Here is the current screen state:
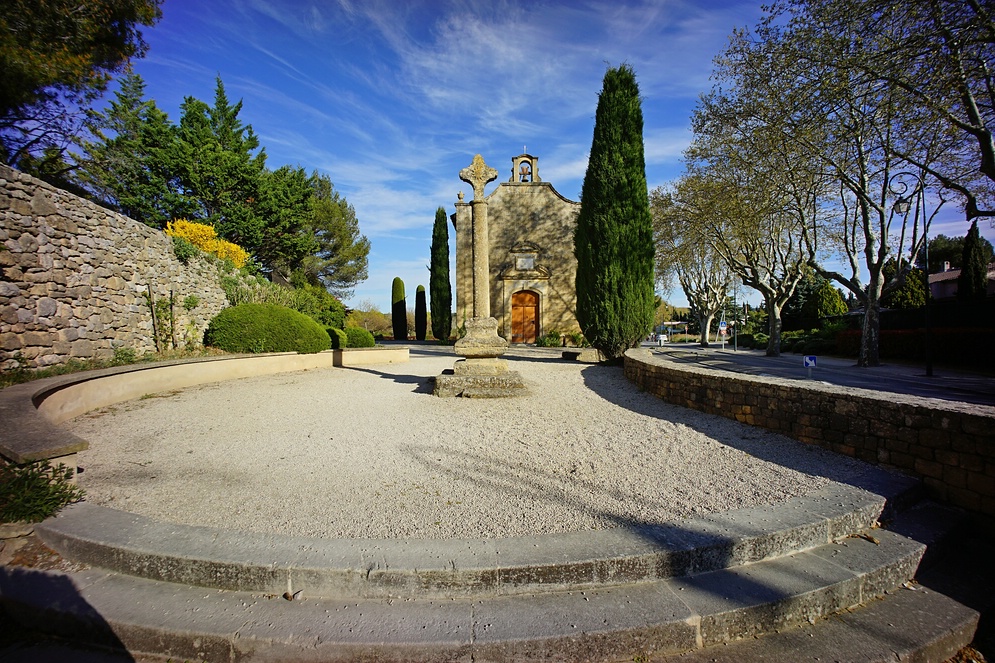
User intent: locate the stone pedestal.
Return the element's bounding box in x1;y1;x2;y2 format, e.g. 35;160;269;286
434;317;527;398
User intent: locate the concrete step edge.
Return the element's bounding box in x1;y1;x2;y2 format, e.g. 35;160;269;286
34;475;918;599
2;524;929;662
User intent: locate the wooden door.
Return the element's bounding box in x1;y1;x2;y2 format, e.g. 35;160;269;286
511;291;539;343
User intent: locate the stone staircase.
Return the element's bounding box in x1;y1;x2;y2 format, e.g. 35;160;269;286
0;470;983;662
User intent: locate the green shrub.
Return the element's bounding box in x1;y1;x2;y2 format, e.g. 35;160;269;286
205;303;331;354
801;338;837;355
0;461;85;523
327;327;348;349
535;329;563;347
567;331;588;347
171;235;198;264
345;326;376;348
817;319;848;340
753;332;769;349
111;346;139;365
289;279;346;329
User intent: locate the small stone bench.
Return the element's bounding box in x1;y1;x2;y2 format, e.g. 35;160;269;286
0;348;408;469
561;348;603;363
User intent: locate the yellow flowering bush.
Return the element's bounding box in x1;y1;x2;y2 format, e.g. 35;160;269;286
166;219;250;268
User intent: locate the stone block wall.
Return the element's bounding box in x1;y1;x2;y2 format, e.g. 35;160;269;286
0;164;231;370
624;349;995;518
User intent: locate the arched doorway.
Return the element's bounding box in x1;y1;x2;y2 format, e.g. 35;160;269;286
511;290;539;343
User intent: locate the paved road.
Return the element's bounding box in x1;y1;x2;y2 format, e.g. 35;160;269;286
642;342;995;407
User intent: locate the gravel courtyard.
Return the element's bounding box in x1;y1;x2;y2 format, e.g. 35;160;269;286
66;348;877;540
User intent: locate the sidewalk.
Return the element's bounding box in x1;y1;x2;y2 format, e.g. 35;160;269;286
643;341;995;407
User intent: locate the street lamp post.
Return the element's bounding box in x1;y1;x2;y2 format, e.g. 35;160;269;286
890;173;932;377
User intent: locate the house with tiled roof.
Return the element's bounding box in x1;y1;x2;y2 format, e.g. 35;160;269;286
928;261;995;299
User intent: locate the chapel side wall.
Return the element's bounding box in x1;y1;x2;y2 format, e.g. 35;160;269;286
0;163;231;370
486;182;581;338
624;348;995;519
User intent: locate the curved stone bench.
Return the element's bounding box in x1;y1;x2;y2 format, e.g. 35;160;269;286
0;348;408;468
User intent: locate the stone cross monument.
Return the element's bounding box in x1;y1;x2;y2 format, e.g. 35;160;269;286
433;155;526;397
461;154;497;317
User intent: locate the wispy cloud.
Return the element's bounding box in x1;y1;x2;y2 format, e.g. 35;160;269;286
131;0;778;310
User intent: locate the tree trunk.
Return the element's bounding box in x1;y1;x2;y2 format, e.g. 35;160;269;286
766;300;782;357
699;313;715;347
859;299;882;367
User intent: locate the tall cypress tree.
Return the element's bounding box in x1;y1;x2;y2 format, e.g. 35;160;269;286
574;64;655;360
415;285;427;341
391;277;407;341
429;206;452;342
958;219;990;300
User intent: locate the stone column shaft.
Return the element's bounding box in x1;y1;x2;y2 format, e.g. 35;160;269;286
471;199;490;318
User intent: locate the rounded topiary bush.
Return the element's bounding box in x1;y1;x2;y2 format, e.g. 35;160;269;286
327;327;348;349
205;303;331;354
345;326;376;348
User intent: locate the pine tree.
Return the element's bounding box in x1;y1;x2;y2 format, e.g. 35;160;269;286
429;206;452;343
175;77;267;253
391;277;407;341
958;220;990;300
78;71;189;227
574;64;655;360
255;165;317;277
415;285;427;341
300;172;370;298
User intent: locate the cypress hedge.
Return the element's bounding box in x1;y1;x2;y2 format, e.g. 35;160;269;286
415;285;427;340
430;206;452;342
391;277;407;340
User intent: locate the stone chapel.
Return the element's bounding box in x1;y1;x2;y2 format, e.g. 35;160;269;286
451;153;581;344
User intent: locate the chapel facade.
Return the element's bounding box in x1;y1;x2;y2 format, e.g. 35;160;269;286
451;153;581;343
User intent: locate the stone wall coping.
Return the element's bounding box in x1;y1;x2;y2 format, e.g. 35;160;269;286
0;348;408;465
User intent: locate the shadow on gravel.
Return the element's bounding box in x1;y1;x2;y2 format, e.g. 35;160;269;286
340;365;436;394
577;363;915;502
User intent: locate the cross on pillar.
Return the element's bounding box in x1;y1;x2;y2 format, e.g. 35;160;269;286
459;154;498;317
434;153;525;397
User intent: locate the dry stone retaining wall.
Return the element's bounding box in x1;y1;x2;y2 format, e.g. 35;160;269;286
0;163;231;370
624;348;995;519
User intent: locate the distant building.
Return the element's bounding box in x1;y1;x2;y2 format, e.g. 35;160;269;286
452;154;581;343
928;261;995;299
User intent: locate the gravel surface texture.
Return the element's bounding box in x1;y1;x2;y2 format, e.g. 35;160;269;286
67;347;876;540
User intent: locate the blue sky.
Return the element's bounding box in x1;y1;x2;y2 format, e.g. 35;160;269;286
125;0;993;311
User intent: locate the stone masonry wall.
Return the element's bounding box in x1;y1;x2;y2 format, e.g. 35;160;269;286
624;349;995;519
0;163;232;370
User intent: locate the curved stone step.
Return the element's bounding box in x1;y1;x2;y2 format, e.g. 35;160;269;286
1;523;928;662
35;474;918;600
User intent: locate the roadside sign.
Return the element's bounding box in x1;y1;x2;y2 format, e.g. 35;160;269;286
803;356;817;368
719;321;727;330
